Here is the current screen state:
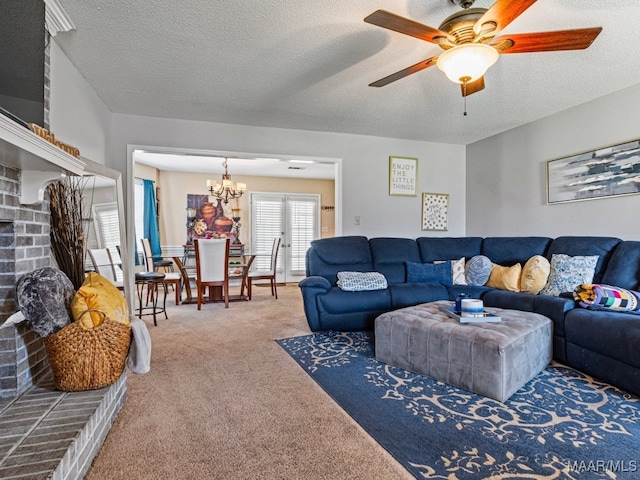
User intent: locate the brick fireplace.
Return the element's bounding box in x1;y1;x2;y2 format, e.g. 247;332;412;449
0;161;127;478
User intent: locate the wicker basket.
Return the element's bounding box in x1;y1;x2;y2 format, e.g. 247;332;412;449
44;309;132;392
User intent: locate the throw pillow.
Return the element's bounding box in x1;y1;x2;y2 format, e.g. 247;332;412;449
465;255;492;286
406;262;452;284
71;272;130;329
486;263;522;292
16;267;75;337
451;257;467;285
336;271;388;291
520;255;551;295
574;283;640;313
540;254;599;297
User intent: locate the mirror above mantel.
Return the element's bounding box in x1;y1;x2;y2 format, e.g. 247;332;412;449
0;113;133;315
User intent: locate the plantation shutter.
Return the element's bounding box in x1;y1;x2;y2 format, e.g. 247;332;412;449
93;203;120;249
251;194;284;271
286;195;319;274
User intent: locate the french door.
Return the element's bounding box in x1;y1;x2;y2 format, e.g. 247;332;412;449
250;193;320;283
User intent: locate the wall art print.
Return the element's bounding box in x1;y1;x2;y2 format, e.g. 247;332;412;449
547;139;640;204
422;192;448;231
389;156;417;196
186;194;236;242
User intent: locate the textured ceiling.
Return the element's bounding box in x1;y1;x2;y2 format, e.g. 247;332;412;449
55;0;640;146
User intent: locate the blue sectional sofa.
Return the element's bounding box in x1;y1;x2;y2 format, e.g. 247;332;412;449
299;235;640;397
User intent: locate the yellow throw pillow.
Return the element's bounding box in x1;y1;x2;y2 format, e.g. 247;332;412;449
486;263;522;292
520;255;551;295
71;272;129;329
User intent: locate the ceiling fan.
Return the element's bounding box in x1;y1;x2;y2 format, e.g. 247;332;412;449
364;0;602;97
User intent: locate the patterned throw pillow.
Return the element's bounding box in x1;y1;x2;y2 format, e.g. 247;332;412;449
451;257;467;285
337;271;388;291
540;254;599;297
465;255;492;286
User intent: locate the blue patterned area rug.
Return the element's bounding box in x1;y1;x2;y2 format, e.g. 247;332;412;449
277;331;640;479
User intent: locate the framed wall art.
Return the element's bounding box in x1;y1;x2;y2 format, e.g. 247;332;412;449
547;138;640;204
422;192;448;231
389;156;417;196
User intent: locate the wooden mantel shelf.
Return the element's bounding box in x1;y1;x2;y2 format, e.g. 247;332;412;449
0;114;86;204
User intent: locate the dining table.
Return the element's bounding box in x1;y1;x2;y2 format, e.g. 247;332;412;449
176;247;255;305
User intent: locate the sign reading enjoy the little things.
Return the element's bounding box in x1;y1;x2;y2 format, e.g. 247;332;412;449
389;156;417;196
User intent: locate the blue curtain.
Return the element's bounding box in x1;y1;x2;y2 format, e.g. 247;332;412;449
143;179;162;258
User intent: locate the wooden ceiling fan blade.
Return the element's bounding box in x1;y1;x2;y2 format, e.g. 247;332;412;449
369;56;438;87
461;77;485;97
364;10;454;44
491;28;602;54
474;0;537;36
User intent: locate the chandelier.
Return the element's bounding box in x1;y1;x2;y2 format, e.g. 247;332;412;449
206;158;247;204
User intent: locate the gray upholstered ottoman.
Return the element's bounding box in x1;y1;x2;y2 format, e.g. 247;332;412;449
375;300;552;402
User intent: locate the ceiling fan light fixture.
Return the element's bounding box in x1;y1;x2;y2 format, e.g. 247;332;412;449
436;43;499;84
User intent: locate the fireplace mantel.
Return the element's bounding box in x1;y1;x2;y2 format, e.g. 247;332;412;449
0;114;86;204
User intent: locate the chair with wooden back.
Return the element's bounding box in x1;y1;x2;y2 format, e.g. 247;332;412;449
194;238;230;309
140;238;182;305
87;248;124;290
172;256;197;304
248;237;281;300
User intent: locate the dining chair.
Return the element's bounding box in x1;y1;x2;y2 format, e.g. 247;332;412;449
194;238;230;309
140;239;182;305
247;237;281;300
87;248;124;290
140;237;174;272
228;253;255;299
172;256;197;304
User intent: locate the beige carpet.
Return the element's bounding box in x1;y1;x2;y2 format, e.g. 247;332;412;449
86;284;413;480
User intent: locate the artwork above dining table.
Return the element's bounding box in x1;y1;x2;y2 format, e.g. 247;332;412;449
187;194;238;243
547;138;640;204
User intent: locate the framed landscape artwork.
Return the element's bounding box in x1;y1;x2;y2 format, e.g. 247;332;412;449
547;139;640;204
389;156;417;196
422;193;448;231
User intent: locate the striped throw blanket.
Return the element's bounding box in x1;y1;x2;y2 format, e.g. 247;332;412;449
573;284;640;313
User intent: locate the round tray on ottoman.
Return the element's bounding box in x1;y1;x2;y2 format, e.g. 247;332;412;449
374;300;552;402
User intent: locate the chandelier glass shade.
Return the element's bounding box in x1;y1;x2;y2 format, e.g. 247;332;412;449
206;159;247;204
436;43;499;84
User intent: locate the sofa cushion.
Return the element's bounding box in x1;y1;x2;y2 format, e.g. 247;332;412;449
306;236;373;284
370;237;420;285
417;237;482;263
317;287;392;314
482;237;552;266
540;254;599;297
483;290;536;312
465;255;492;286
564;308;640;370
520;255;551;295
388;283;449;309
336;271;388;292
486;263;522;291
545;236;621;284
406;262;452;284
600;241;640;290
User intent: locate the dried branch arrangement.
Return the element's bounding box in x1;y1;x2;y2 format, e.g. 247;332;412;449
48;177;89;290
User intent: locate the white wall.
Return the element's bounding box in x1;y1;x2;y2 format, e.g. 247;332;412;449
466;83;640;241
108;115;466;255
49;41;112;165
